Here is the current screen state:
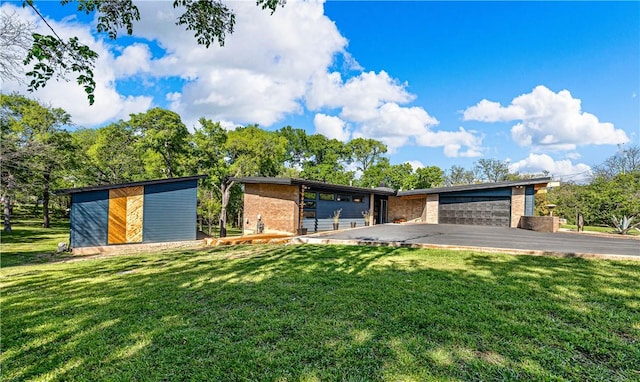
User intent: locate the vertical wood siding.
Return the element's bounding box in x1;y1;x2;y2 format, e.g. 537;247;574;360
70;191;109;248
143;180;197;243
108;186;144;244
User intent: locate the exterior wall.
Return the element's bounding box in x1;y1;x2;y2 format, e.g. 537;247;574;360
425;194;439;224
244;183;299;235
511;187;526;228
388;196;426;222
520;216;559;232
70;190;109;248
143;180;198;243
303;190;370;232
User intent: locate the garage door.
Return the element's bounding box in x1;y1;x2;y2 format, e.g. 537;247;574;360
439;196;511;227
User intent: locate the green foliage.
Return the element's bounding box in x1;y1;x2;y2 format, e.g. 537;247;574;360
130;108;190;178
2;245;639;380
474;158;510;182
445;164;476;185
347;137;388;173
226;125;288;177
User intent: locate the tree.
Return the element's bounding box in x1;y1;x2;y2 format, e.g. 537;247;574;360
0;93;74;229
412;166;444;189
130;108;190;178
346;137;388;173
72;122;146;185
300;134;353;185
474;158;510;182
445;165;475;186
192;118;229;235
218;124;288;236
592;145;640;180
19;0;285;104
0;10;34;82
277;125;308;169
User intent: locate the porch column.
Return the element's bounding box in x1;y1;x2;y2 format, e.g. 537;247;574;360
369;193;375;225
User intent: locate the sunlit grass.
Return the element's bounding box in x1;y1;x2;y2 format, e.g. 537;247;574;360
2;243;639;380
1;218;70;267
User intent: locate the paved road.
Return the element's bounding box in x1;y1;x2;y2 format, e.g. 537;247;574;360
299;224;640;258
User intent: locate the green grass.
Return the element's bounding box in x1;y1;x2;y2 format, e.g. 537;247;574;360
1;218;70;267
561;224;640;236
2;244;639;381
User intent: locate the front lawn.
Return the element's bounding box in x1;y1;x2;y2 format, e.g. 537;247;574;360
1;219;70;267
1;245;639;381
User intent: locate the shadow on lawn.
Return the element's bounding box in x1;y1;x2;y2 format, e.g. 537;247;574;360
2;245;639;381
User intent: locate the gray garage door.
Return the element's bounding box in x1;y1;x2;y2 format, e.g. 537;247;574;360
439;196;511;227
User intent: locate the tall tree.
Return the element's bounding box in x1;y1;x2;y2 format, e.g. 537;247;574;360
218;124;287;236
72;122;145;185
445;165;476;186
412;166;444;189
347;137;388;173
0;93;73;228
130;108;189;178
474;158;510;182
18;0;285;104
592;145;640;180
0;10;34;82
300;134;353;185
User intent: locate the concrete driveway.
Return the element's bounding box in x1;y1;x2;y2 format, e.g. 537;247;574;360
296;223;640;259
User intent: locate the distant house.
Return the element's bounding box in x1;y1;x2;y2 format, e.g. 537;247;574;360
232;177;552;235
56;175;206;253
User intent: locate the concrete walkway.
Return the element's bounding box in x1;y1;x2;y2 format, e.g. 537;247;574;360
294;223;640;260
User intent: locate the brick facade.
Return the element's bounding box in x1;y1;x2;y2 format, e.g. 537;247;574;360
243;183;299;235
510;187;525;228
425;194;439;224
388;196;426;222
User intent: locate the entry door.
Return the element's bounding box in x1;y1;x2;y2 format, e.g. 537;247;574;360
379;199;388;224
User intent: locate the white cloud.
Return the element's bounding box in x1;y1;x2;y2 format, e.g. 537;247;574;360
462;85;629;150
2;0;485;158
307;70;483;155
509;153;592;182
0;3;152;126
415;127;484;158
406;160;425;170
313;113;350;141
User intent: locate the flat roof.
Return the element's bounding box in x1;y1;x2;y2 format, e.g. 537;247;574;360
230;177;396;195
397;177;552;196
55;175;207;195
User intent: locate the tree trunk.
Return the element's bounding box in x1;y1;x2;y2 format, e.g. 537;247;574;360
3;195;12;233
164;140;173;178
42;169;51;228
219;179;235;238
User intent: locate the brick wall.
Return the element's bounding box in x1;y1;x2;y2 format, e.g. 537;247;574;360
425;194;439;224
388;196;426;222
511;187;525;228
244;183;299;235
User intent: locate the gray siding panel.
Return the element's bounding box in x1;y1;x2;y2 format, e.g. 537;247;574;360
143;180;198;243
71;190;109;248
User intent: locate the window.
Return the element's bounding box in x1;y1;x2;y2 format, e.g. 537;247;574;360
304;201;316;209
303;210;316;218
352;195;365;203
319;193;335;201
304;192;317;200
337;194;351;202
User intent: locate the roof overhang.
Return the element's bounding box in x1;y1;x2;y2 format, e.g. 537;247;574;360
231;177;396;196
397;177;553;197
55;175;208;195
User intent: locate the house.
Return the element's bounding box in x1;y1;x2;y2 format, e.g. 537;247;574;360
233;177;553;235
232;177;395;235
56;175;206;254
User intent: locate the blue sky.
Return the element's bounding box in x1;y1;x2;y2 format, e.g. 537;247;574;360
2;1;638;182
